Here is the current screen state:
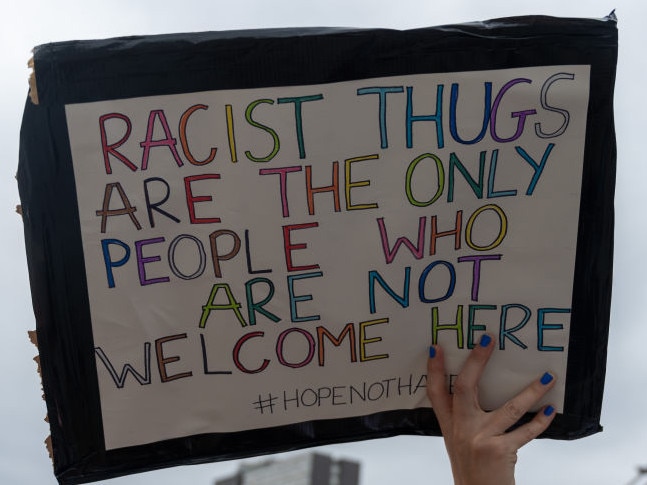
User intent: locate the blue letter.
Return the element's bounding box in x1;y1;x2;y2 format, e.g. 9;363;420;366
101;238;130;288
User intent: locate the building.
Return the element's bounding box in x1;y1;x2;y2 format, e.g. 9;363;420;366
215;453;360;485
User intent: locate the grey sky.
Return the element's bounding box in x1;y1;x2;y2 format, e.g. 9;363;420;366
1;1;644;484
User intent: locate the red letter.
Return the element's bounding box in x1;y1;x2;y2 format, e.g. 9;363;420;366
99;113;137;174
184;174;221;224
233;332;270;373
282;223;320;272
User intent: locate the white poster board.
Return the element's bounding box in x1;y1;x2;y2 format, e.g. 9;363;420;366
66;65;589;450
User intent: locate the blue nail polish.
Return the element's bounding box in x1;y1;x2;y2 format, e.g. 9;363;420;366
429;346;436;358
540;372;554;385
479;334;492;347
543;405;555;417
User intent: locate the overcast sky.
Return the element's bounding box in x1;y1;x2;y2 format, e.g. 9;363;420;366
1;1;645;484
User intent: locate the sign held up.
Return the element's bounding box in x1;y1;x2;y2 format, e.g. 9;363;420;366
19;15;617;484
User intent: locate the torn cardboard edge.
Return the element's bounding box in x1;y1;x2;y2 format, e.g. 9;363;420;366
28;330;53;461
23;147;49;460
28;57;39;105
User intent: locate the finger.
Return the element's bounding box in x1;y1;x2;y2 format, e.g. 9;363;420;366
504;404;557;449
451;333;495;414
427;345;452;427
487;372;556;434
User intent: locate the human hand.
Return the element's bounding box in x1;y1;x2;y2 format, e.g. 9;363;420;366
427;334;556;485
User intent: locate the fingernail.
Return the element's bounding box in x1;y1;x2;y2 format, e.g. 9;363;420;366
429;346;436;358
540;372;554;385
543;405;555;417
479;334;492;348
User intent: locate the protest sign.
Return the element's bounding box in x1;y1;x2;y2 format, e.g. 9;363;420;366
18;14;617;484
